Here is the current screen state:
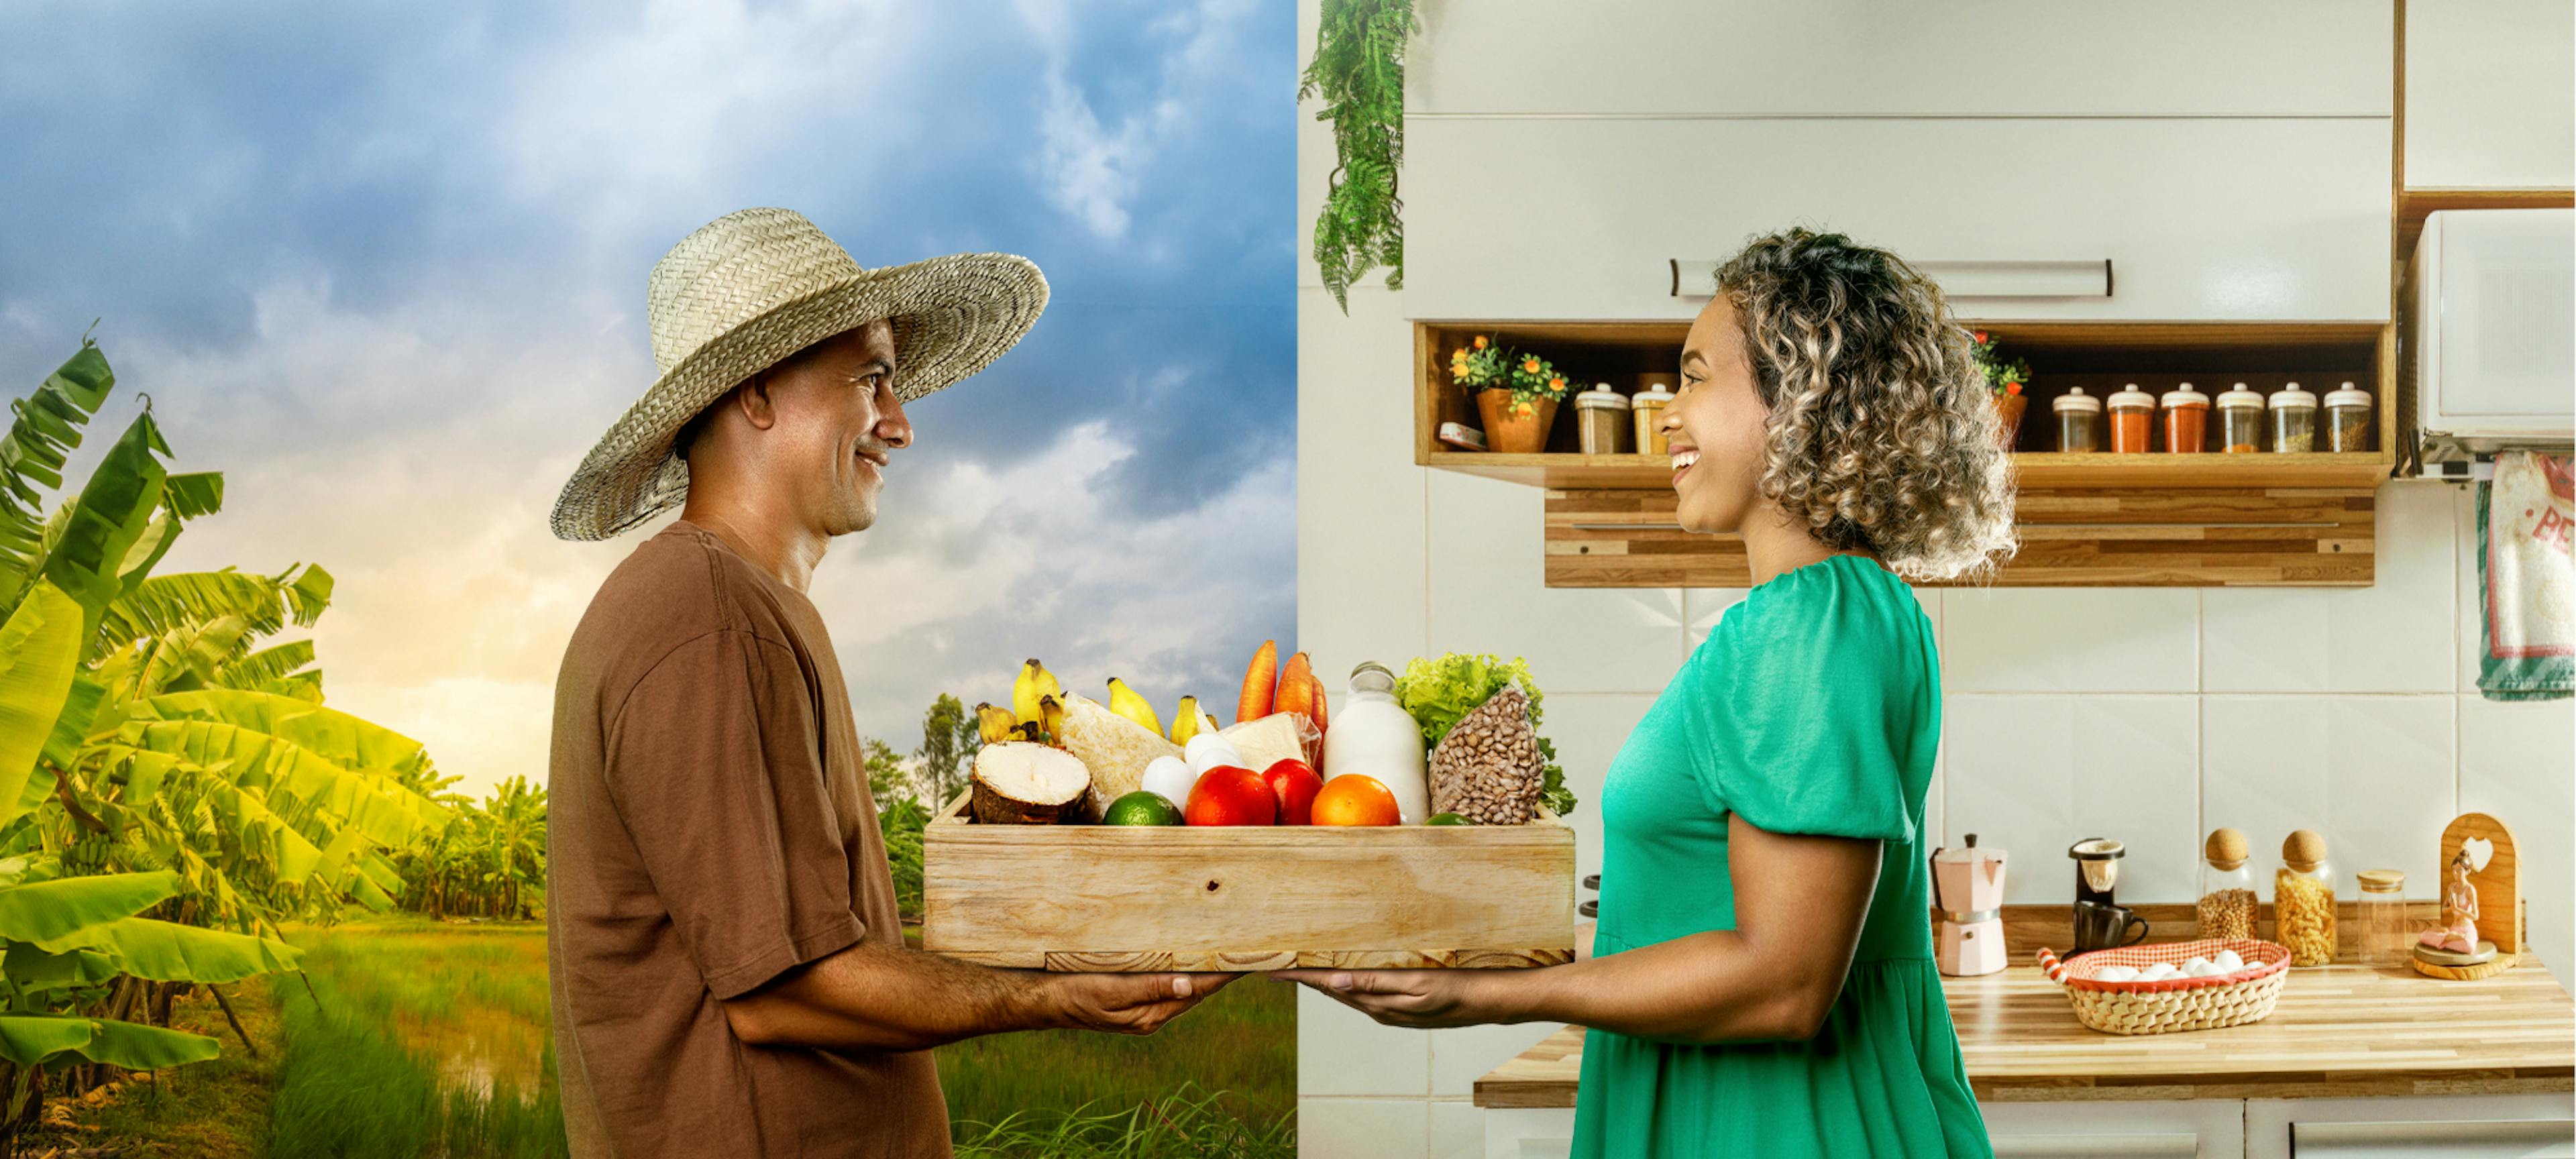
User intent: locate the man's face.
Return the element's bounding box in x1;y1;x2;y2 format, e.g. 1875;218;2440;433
762;319;910;536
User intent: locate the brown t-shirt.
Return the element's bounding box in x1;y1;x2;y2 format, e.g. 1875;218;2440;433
547;518;949;1158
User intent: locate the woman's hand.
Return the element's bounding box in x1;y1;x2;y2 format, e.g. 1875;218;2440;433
1268;968;1517;1030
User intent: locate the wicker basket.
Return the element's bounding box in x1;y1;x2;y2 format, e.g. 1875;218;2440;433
2035;938;2291;1036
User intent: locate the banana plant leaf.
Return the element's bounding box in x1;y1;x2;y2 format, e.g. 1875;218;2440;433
160;472;221;520
0;1013;219;1069
98;569;292;656
3;943;119;990
54;916;301;982
42;410;169;630
0;342;115;604
0;871;178;946
213;640;316;692
0;1014;96;1066
117;720;442;847
0;580;87;827
136;689;427;773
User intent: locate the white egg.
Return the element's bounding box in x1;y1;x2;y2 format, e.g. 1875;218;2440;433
2212;950;2244;971
2094;965;2139;983
2139;963;2180;980
1183;733;1246;776
2186;960;2224;977
1140;756;1200;807
2181;956;2212;973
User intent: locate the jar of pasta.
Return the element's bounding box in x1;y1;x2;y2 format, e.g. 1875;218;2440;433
2269;382;2318;453
2216;383;2265;453
2275;830;2336;967
2198;827;2258;940
2107;384;2155;454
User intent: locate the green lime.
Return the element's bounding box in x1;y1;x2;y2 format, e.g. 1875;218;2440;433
1102;791;1183;826
1426;812;1473;826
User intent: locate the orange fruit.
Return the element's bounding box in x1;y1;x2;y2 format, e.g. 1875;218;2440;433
1311;774;1401;826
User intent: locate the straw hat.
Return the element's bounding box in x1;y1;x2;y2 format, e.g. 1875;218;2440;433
549;207;1048;540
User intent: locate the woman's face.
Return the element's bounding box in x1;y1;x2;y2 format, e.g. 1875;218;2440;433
1664;296;1770;535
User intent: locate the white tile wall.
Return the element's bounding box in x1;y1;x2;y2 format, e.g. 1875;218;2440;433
1299;1097;1428;1159
1942;588;2201;693
1297;985;1429;1097
2460;694;2576;991
2202;696;2459;892
1941;695;2202;904
2203;482;2458;694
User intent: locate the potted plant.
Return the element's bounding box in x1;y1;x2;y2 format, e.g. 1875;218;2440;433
1970;329;2030;451
1452;336;1571;453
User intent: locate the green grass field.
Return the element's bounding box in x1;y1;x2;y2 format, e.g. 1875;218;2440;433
43;918;1293;1157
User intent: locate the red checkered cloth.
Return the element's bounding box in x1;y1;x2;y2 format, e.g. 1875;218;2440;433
2036;938;2290;993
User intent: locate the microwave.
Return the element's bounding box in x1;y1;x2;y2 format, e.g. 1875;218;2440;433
2405;208;2575;468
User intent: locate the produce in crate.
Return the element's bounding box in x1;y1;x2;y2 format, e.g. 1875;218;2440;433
1238;640;1278;723
1101;790;1182;826
1395;653;1576;818
1311;774;1400;826
1012;659;1064;727
1058;693;1181;815
1185;766;1277;826
1221;712;1318;775
1184;732;1248;777
1140;755;1199;808
1275;651;1316;719
1428;682;1544;824
970;741;1092;824
1263;758;1324;826
974;702;1018;744
1169;696;1219;744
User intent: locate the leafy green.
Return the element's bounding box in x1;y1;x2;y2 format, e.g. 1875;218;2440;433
1299;0;1416;312
1391;654;1576;816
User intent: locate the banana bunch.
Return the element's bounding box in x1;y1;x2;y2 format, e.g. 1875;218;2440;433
979;659;1068;747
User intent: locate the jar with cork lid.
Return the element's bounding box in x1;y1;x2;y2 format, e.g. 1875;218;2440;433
2198;828;2258;940
2275;830;2337;966
2356;869;2407;967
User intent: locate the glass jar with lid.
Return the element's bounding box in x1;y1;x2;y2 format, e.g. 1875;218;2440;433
2356;869;2408;967
2161;382;2210;453
2107;384;2155;453
2324;382;2374;452
2269;381;2318;453
2198;827;2258;940
1632;376;1676;455
1574;382;1631;455
2216;383;2265;453
2275;830;2337;966
2053;387;2103;453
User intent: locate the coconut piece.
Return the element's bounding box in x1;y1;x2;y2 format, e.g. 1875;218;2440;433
1219;712;1315;775
970;742;1093;824
1059;694;1181;814
1428;683;1543;824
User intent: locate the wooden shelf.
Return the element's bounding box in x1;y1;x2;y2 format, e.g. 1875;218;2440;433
1415;319;2400;587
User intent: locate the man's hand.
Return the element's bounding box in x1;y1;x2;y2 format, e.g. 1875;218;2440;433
1040;972;1239;1036
1267;969;1498;1030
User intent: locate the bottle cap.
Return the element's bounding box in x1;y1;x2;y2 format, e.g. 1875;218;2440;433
1576;382;1630;410
2053;386;2103;414
2269;381;2317;410
2204;827;2249;870
2107;384;2155;410
2216;382;2264;408
2161;382;2209;408
2356;869;2404;893
2282;829;2328;872
2324;382;2373;409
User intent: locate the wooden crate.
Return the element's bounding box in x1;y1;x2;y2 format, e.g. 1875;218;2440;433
920;791;1577;972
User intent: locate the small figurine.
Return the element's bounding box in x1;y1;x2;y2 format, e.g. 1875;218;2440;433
2417;844;2483;954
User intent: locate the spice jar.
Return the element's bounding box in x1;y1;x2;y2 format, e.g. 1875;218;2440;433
2324;382;2374;452
1632;378;1675;456
2216;383;2265;453
2198;827;2258;940
2269;381;2318;453
2356;869;2407;967
2275;830;2337;967
2161;382;2210;453
1575;383;1631;455
2053;387;2103;453
2107;384;2155;453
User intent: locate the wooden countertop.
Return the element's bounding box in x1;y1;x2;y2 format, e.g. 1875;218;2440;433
1474;961;2576;1107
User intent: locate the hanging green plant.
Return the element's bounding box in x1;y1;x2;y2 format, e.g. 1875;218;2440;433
1299;0;1416;313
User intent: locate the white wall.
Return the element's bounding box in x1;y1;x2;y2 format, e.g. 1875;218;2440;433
1295;4;2570;1156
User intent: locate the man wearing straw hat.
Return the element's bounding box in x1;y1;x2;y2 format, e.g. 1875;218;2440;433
545;209;1226;1158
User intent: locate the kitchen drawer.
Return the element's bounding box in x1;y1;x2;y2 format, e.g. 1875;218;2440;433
1410;0;2390;117
1983;1099;2247;1159
2403;0;2575;190
2247;1094;2576;1159
1404;117;2391;321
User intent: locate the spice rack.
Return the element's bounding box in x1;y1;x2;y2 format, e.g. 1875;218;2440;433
1412;319;2398;588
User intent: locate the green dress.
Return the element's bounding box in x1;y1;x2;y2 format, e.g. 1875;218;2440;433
1571;554;1992;1158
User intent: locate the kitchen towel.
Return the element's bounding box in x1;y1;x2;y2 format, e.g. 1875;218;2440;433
2476;451;2574;701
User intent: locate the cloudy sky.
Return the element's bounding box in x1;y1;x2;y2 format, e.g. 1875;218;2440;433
0;0;1295;799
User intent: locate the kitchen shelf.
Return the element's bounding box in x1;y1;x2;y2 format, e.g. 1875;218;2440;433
1414;319;2400;587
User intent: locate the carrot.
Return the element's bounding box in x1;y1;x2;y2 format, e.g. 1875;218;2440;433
1275;652;1314;720
1236;640;1277;725
1307;669;1330;734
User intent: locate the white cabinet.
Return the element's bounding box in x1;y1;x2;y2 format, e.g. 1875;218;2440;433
1982;1100;2246;1158
1405;117;2392;321
2404;0;2576;189
1409;1;2391;117
1482;1107;1572;1159
2247;1094;2576;1159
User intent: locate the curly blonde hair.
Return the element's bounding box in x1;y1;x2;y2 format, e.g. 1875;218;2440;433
1715;228;2017;581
